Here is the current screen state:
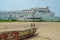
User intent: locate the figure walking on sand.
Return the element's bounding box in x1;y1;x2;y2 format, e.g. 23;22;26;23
31;23;35;28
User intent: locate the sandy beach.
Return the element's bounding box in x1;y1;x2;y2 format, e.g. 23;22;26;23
0;22;60;40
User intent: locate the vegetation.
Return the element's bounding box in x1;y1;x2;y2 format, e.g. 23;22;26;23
0;19;25;22
0;18;60;22
29;19;60;22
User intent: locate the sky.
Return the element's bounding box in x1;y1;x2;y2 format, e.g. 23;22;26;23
0;0;60;17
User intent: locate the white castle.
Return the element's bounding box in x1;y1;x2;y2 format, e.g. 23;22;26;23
0;7;60;21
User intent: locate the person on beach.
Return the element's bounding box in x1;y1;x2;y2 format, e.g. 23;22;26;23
31;23;35;28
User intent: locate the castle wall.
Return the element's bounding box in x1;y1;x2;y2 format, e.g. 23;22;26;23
0;7;56;21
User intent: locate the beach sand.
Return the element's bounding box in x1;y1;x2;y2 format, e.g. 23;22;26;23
0;22;60;40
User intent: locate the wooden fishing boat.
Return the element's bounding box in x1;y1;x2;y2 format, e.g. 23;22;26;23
0;24;37;40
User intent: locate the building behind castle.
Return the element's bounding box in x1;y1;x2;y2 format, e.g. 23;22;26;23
0;7;60;21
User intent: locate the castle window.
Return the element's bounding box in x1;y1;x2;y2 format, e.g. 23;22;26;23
39;10;46;13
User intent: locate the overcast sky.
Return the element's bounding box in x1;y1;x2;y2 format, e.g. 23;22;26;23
0;0;60;17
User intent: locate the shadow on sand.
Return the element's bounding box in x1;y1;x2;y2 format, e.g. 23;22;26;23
23;33;51;40
23;33;39;40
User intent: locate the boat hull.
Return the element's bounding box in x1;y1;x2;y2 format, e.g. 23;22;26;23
0;27;37;40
